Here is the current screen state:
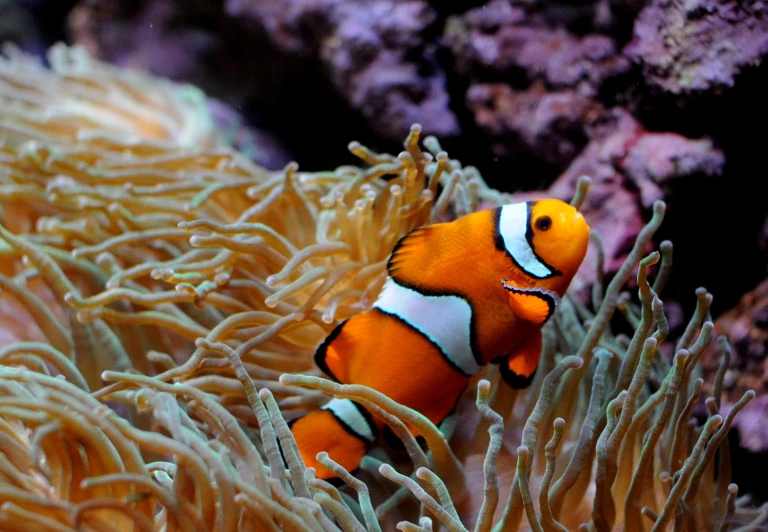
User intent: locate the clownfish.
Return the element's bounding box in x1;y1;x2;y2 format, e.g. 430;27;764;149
290;199;589;479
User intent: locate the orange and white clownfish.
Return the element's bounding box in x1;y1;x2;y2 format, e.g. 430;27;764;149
290;199;590;479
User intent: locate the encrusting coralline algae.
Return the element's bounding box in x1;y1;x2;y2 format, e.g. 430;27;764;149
0;43;765;531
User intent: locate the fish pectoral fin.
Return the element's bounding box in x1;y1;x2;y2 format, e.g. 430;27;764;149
499;330;542;389
387;224;440;277
501;279;559;326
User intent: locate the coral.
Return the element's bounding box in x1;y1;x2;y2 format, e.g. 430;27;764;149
68;0;463;146
444;0;630;96
0;44;765;531
626;0;768;94
226;0;460;141
466;81;607;166
444;0;632;175
620;132;724;200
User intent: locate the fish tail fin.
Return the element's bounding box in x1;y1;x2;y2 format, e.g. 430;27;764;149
290;398;377;479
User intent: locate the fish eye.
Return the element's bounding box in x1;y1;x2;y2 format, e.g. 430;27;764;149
535;216;552;232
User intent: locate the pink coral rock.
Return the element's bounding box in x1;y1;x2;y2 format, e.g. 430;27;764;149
626;0;768;93
227;0;460;140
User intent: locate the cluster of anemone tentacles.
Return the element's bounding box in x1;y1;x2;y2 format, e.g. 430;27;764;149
0;43;765;531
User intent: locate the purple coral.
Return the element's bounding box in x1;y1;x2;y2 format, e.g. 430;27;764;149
626;0;768;93
467;82;607;164
446;0;630;96
228;0;460;140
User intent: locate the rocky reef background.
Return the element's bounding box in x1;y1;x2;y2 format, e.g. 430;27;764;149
3;0;768;506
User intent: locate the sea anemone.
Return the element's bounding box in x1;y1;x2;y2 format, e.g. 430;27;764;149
0;43;765;531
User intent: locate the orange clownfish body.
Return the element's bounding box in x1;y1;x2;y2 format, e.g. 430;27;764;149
290;199;590;479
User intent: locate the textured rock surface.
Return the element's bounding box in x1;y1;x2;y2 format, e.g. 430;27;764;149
621;131;725;207
446;0;631;173
227;0;460;141
445;0;630;95
626;0;768;93
466;81;607;165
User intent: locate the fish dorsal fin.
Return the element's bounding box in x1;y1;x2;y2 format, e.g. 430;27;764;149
502;279;559;325
387;224;442;279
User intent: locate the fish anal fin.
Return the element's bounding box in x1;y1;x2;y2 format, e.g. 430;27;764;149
290;410;368;480
499;330;542;389
502;279;559;325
